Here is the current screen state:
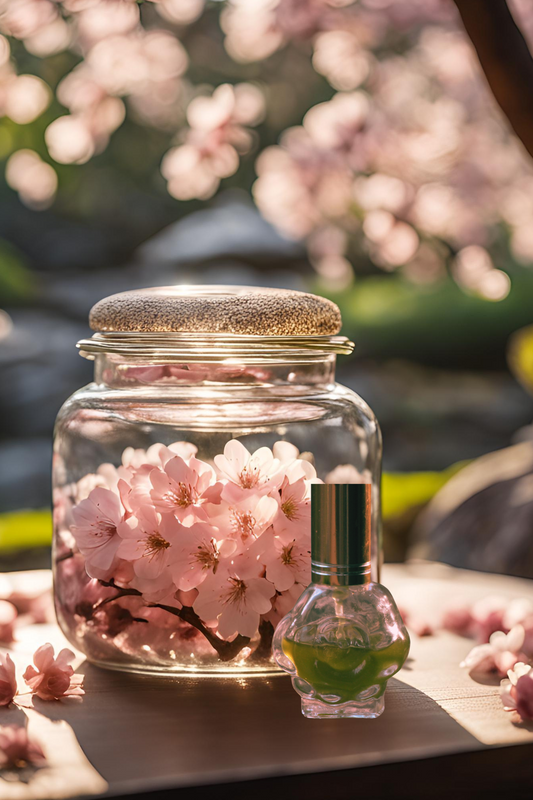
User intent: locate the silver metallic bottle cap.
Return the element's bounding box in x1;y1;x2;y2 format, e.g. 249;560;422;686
311;483;371;586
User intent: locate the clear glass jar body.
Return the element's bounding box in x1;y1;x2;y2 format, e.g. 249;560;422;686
52;336;382;675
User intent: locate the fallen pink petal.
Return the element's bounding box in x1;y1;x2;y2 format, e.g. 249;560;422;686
0;600;17;644
0;653;17;707
461;626;527;677
23;643;84;701
500;663;533;721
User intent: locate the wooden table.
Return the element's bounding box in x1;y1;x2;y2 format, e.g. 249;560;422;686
3;562;533;800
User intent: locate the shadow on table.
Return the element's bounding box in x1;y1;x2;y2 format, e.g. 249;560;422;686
0;705;47;787
27;660;500;799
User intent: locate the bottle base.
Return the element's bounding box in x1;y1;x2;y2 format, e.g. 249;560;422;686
301;696;385;719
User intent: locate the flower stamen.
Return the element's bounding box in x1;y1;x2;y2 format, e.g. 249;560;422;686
144;532;170;560
239;466;260;489
194;539;219;572
281;544;296;565
281;497;299;521
231;509;256;541
166;482;196;508
222;577;247;609
92;521;116;539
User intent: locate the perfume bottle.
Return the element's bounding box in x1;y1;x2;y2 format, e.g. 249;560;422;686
273;484;409;719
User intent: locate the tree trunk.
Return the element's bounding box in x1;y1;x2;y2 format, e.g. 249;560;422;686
453;0;533;159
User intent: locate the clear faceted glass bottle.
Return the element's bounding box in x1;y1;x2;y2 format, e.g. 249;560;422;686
273;484;409;717
52;286;383;676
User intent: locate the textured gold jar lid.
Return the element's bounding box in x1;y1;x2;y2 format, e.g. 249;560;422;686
89;285;342;336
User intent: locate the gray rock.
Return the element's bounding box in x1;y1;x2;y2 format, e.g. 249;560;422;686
0;310;92;438
0;438;52;511
410;441;533;577
136;191;308;271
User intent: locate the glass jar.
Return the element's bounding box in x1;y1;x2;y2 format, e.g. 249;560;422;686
52;286;382;675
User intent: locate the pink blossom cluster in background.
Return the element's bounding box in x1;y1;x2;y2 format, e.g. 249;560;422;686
0;0;199;207
1;0;533;294
161;82;265;201
64;439;365;645
250;0;533;296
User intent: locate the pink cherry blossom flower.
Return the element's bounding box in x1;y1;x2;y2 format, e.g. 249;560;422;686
123;464;156;514
23;644;84;701
71;486;124;580
460;625;527;677
121;441;198;471
503;598;533;630
117;506;182;581
407;617;434;637
193;568;276;639
276;582;305;615
272;440;299;465
469;595;509;642
0;725;46;769
263;533;310;592
272;440;319;481
149;455;222;522
398;606;433;637
112;558;136;587
0;653;17;706
264;582;306;627
131;573;178;605
75;467;118;502
212;493;279;549
500;662;533;720
501;598;533;654
122;364;209;384
325;464;372;484
4;571;53;622
166;441;199;460
169;522;236;591
0;600;17;643
214;441;282;498
161;83;264;200
441;605;475;637
273;475;311;542
18;592;53;626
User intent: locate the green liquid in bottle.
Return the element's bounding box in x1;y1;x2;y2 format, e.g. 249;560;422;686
282;634;410;704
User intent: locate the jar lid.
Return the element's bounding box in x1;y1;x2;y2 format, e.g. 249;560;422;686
89;285;342;336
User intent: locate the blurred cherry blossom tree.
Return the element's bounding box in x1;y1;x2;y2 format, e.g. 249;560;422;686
1;0;533;298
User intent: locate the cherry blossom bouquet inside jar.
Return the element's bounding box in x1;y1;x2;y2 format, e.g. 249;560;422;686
53;286;382;675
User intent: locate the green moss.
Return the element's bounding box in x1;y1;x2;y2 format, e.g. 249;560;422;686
0;509;52;552
382;462;467;519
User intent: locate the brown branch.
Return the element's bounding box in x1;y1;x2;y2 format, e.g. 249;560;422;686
92;587;145;613
248;619;274;663
56;550;75;563
153;602;251;661
453;0;533;159
98;580;251;662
